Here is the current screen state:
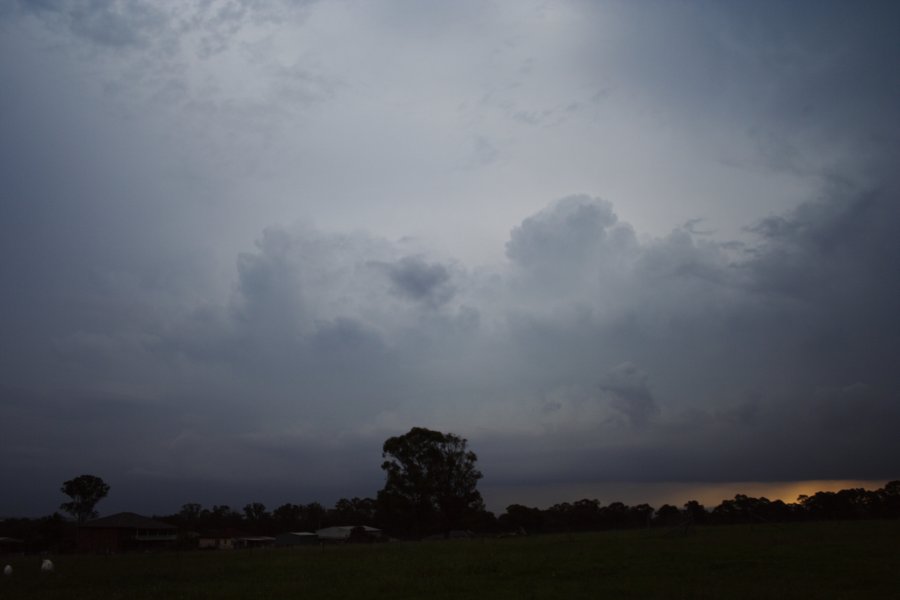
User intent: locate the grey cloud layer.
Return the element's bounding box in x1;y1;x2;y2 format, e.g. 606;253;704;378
3;183;898;513
1;1;899;515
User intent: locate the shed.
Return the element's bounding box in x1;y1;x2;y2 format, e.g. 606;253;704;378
198;528;247;550
315;525;382;543
78;512;177;553
234;536;275;549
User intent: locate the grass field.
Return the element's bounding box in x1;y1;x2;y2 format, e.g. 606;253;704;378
2;520;899;599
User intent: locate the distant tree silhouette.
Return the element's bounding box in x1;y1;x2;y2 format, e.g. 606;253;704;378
329;497;376;526
683;500;707;525
499;504;544;533
543;502;573;531
179;503;202;522
243;502;268;522
377;427;484;537
602;501;631;529
60;474;109;524
273;503;304;531
880;480;900;518
570;499;602;530
243;502;270;533
654;504;682;527
205;505;242;530
630;503;655;528
303;502;327;531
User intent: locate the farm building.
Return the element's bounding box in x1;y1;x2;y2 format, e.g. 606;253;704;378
198;530;275;550
315;525;382;543
78;512;177;553
275;532;318;547
198;528;246;550
234;536;275;549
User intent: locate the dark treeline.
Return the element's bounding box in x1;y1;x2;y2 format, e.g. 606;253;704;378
497;481;900;534
2;481;899;553
165;497;375;536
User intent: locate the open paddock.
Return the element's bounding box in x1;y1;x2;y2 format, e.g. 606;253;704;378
2;520;898;599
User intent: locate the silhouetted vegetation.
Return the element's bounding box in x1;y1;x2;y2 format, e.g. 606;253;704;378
2;439;899;553
59;475;109;524
5;480;898;552
376;427;485;538
495;483;900;536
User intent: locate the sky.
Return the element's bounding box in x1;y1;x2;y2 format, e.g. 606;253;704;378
1;0;898;517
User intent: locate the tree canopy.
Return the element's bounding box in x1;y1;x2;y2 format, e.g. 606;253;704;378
377;427;484;537
60;474;110;524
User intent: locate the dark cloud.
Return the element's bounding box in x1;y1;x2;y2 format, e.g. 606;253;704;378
1;0;899;516
381;256;455;308
476;181;900;487
3;179;898;515
598;363;658;429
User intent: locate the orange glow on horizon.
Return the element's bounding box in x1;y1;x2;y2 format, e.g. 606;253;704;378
481;479;890;513
671;480;888;507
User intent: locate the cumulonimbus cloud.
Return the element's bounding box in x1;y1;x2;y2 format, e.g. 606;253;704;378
1;177;898;513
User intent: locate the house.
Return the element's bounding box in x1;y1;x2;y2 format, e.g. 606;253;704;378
198;528;246;550
197;531;276;550
198;535;234;550
78;512;177;553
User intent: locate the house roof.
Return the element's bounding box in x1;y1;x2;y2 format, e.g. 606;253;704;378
315;525;381;539
82;512;176;530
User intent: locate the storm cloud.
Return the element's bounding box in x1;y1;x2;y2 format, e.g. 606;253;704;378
1;1;898;515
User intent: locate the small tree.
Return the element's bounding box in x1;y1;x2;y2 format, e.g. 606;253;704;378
683;500;707;525
330;497;377;526
654;504;683;527
377;427;484;537
243;502;270;532
60;474;110;524
179;503;202;522
243;502;268;522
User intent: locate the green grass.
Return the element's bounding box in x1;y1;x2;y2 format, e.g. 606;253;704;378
2;520;899;599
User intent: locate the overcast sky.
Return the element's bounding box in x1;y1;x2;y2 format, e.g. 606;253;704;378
1;0;898;517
